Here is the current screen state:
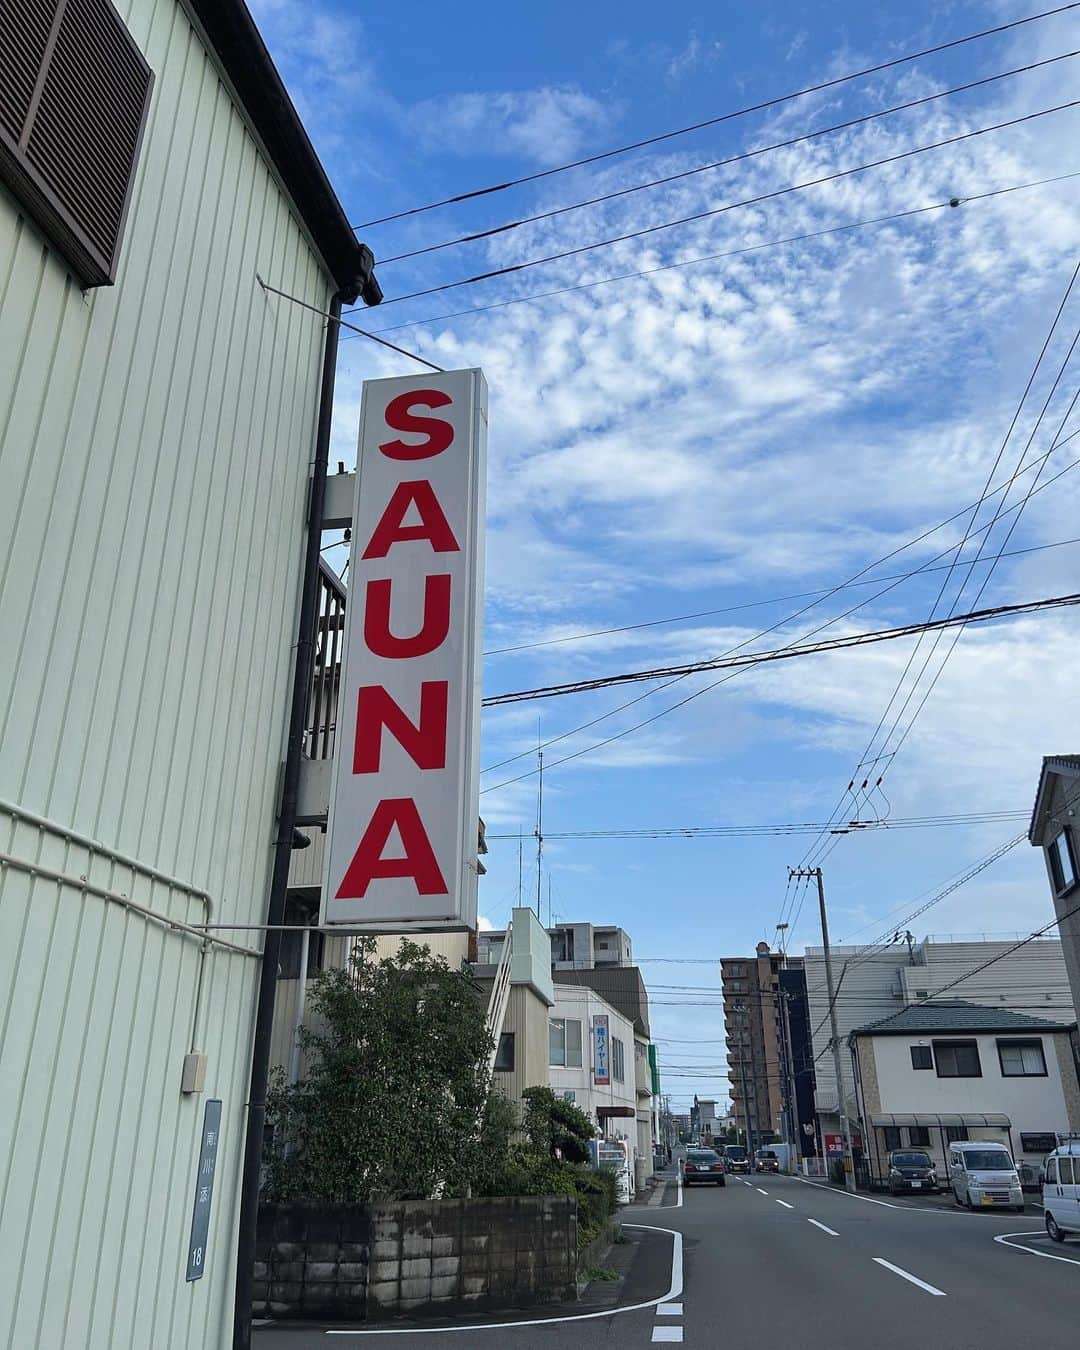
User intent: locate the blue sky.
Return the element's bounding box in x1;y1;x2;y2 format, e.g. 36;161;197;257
251;0;1080;1112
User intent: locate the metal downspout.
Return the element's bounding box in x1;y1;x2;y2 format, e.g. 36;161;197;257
233;288;346;1350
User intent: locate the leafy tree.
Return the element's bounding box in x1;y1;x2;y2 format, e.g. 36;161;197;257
520;1085;596;1164
262;938;497;1202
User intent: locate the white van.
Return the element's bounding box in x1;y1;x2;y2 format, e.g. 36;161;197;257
1042;1140;1080;1243
947;1141;1024;1212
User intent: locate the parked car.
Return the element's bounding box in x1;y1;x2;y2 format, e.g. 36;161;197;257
683;1148;726;1186
1042;1140;1080;1243
886;1149;938;1195
723;1144;750;1174
755;1149;780;1173
948;1141;1024;1212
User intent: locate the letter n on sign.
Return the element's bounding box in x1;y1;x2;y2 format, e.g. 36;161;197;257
321;369;487;930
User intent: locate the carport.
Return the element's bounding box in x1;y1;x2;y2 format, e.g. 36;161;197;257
868;1113;1013;1187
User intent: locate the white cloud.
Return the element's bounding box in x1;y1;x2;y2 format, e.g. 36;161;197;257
407;87;614;166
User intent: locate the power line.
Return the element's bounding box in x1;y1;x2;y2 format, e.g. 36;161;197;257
371;102;1080;307
797;259;1080;874
483;533;1080;658
343;174;1080;340
480;435;1080;790
482;591;1080;706
485;811;1027;840
351;4;1080;229
379;53;1079;266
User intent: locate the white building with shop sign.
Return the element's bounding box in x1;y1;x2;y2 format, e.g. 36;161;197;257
548;985;639;1164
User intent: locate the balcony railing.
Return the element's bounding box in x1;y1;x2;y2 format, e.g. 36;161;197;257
306;559;346;760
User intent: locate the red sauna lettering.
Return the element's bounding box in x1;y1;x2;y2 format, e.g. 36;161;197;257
353;682;449;774
363;574;451;659
335;798;449;899
361;480;460;559
379;389;454;460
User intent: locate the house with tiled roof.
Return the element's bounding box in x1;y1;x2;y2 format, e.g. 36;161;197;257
1029;755;1080;1022
848;1000;1080;1186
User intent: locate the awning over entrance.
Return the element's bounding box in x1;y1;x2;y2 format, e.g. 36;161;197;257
870;1113;1011;1128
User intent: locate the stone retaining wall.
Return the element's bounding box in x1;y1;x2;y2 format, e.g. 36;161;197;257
255;1195;578;1321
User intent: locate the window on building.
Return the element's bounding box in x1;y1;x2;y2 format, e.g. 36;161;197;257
612;1037;625;1083
1020;1133;1058;1153
908;1126;931;1147
494;1033;515;1072
277;929;324;979
945;1125;969;1143
882;1126;902;1151
549;1018;583;1068
934;1041;981;1078
910;1045;933;1070
1049;829;1078;896
997;1040;1047;1077
0;0;154;287
552;930;575;963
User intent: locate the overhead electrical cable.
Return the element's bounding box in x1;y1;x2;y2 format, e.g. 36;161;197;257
378;53;1079;266
482;592;1080;706
370;102;1080;307
796;258;1080;875
351;4;1080;228
340;174;1080;340
484;811;1027;840
483;533;1080;657
480;438;1080;782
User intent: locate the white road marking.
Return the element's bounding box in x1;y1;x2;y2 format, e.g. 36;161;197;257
741;1178;752;1186
325;1223;683;1335
994;1232;1080;1267
677;1174;683;1207
657;1303;684;1316
775;1199;794;1209
872;1257;946;1296
652;1330;684;1344
756;1187;769;1195
808;1219;839;1236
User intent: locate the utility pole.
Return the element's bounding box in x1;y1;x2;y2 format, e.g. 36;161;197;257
535;747;544;918
789;867;856;1193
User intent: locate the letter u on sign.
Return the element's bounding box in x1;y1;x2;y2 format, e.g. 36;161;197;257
321;370;488;931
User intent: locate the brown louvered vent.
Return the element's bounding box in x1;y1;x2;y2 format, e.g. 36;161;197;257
0;0;153;286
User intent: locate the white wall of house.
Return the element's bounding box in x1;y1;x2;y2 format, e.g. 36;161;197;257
0;3;337;1346
548;986;638;1162
862;1030;1078;1168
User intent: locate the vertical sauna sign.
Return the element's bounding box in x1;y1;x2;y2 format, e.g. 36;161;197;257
322;370;487;929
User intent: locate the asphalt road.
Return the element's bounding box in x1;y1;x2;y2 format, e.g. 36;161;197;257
255;1170;1080;1349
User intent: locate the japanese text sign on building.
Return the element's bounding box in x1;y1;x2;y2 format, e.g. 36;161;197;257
185;1099;222;1282
593;1015;610;1085
323;370;487;930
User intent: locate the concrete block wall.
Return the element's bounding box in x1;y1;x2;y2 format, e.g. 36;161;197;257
255;1195;577;1321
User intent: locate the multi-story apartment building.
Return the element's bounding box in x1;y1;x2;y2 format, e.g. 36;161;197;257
479;920;633;970
722;942;790;1146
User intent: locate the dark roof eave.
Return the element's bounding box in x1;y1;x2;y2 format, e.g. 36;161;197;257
187;1;373;301
1028;755;1080;844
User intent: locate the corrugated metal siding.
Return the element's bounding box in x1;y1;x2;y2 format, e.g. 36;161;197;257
0;1;335;1345
492;984;551;1107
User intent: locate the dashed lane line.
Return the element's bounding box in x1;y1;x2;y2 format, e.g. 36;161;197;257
872;1257;947;1296
657;1303;683;1316
756;1187;769;1195
808;1219;839;1236
775;1199;795;1209
651;1330;684;1344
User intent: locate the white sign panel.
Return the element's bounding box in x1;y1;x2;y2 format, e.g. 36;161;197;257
322;369;487;929
593;1015;610;1086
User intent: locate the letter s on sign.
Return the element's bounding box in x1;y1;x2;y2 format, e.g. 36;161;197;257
379;389;454;460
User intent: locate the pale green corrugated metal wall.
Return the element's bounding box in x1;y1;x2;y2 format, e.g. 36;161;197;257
0;0;335;1345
